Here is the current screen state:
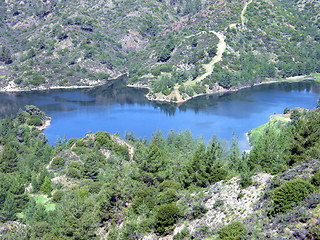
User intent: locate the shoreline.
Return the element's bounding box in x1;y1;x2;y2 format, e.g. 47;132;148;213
36;118;51;131
0;73;127;93
0;74;317;104
127;75;317;104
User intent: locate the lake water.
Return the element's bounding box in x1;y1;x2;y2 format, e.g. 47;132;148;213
0;80;319;150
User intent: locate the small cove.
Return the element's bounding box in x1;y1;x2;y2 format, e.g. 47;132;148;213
0;80;319;150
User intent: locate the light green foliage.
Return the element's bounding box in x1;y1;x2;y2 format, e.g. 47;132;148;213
217;221;247;240
271;178;314;215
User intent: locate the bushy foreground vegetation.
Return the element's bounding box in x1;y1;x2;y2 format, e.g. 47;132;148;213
0;105;320;239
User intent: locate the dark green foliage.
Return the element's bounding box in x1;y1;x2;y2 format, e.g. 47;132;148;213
311;171;320;187
0;143;18;173
217;221;247;240
248;125;288;173
157;188;178;204
51;156;65;168
28;75;46;86
56;195;99;239
52;190;64;202
40;176;52;195
0;46;13;64
271;178;314;216
31;221;52;239
131;186;157;214
187;143;210;187
66;167;82;179
82;154;99;181
95;131;113;148
154;203;181;235
0;104;319;239
287;111;320;165
187;200;207;220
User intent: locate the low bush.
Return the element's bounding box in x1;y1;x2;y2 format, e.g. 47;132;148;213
218;221;247;240
271;178;314;216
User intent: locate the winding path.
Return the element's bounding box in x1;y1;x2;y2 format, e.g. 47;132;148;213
147;0;254;103
241;0;253;30
194;31;226;83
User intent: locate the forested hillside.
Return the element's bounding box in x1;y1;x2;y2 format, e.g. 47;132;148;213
0;105;320;239
0;0;319;102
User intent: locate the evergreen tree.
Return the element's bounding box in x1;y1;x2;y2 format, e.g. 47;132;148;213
227;135;242;173
40;176;52;195
248;126;288;173
0;143;18;173
82;152;99;180
187;142;209;187
0;193;17;221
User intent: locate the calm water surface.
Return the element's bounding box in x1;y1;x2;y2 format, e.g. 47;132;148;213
0;80;319;150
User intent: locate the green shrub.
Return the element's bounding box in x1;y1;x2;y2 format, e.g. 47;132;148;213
218;221;247;240
157;189;178;204
173;226;190;240
187;200;207;220
158;180;181;192
66;167;82;179
68;138;77;147
70;161;81;169
155;203;181;235
240;174;253;189
210;168;228;184
271;178;314;215
51;157;65;168
52;190;64;202
31;221;52;238
113;143;129;159
27;115;43;126
311;171;320;187
14;78;23;84
29;75;45;86
131;186;157;214
95;132;113;148
75;140;85;147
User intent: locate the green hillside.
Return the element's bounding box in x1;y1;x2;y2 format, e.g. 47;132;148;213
0;0;319;101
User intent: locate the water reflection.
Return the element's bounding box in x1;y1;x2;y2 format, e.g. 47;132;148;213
0;79;319;150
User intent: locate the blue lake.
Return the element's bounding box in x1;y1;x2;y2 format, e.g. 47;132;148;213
0;80;319;150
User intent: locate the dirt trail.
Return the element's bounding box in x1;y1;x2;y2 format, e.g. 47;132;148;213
144;1;254;103
241;0;253;30
194;31;226;83
190;0;253;83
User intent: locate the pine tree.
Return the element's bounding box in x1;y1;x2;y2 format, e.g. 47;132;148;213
82;153;99;181
0;143;18;173
40;176;52;195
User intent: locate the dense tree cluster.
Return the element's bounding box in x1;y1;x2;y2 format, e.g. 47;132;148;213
0;106;319;239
